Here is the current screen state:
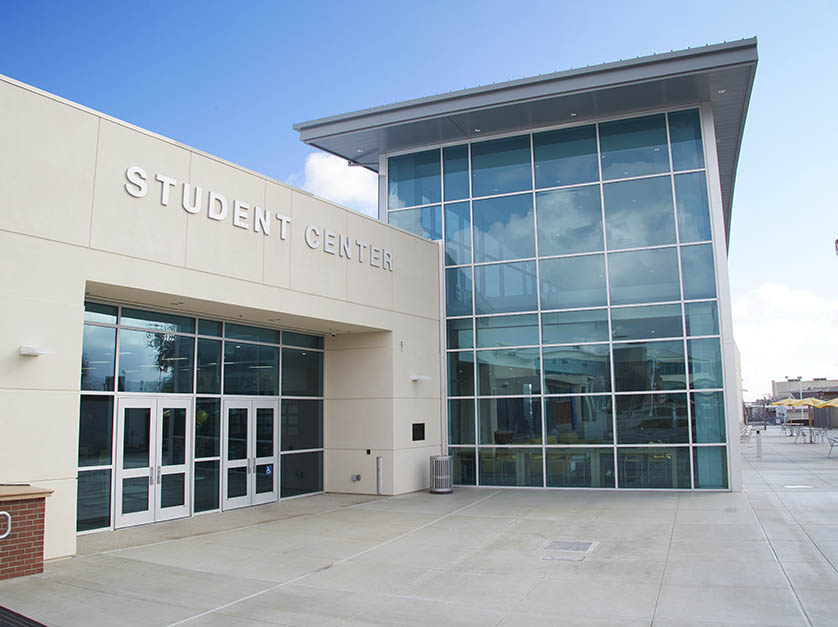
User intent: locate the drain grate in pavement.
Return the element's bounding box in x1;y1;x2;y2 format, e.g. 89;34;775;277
783;485;815;489
541;554;586;562
545;540;594;552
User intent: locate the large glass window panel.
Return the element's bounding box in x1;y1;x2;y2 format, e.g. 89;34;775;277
540;255;607;310
536;185;603;256
450;447;476;485
449;399;475;445
694;446;728;489
447;318;474;350
84;302;117;324
685;301;719;336
546;449;615;488
477;348;541;396
542;345;611;394
227;409;248;460
448;351;475;397
443;145;469;201
446;266;473;316
388;150;441;209
681;244;716;300
479;448;543;487
81;324;116;391
444;202;471;266
688;338;723;389
617;447;691;489
120;308;195;334
282;348;323;397
77;469;111;532
225;323;280;344
472;194;535;262
476;314;539;348
479;397;542;445
196;338;221;394
600;114;669;180
603;176;676;249
198;319;222;337
195;398;220;458
545;396;613;444
542;309;609;345
692;392;726;443
283;332;324;349
674;172;711;243
611;304;683;341
613;340;686;392
616;393;689;444
471;135;532;197
388;205;442;241
223;343;279;396
256;407;274;457
474;261;538;315
281;399;323;451
669;109;705;171
608;248;680;306
79;396;113;467
123;407;151;468
160;407;186;466
533;124;599;188
280;451;323;497
194;460;219;512
118;331;194;393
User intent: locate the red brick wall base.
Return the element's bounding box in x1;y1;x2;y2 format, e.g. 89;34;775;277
0;498;46;580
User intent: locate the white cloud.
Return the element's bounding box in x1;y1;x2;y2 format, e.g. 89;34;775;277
289;153;378;217
733;281;838;400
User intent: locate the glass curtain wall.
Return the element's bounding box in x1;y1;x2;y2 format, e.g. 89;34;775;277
389;108;728;490
78;303;324;532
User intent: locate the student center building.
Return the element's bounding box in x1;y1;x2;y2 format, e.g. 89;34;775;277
0;39;756;559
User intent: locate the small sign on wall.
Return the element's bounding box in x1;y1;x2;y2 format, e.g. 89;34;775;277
412;423;425;442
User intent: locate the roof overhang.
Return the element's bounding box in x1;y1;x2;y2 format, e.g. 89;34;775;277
294;39;757;245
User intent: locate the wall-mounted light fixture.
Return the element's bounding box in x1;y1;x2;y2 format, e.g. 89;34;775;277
19;345;55;357
410;375;431;382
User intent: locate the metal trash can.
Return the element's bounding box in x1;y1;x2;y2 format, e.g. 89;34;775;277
430;455;453;494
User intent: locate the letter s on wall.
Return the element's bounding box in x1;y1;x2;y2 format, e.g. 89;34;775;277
125;166;148;198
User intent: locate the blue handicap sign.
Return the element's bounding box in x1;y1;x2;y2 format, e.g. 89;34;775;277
266;465;273;476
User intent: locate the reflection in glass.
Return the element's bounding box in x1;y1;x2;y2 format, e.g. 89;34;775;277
123;407;150;468
448;351;475;397
533;124;599;188
284;332;323;349
536;185;603;256
542;309;609;344
669;109;705;171
447;318;474;350
196;338;221;394
675;172;711;242
77;469;111;531
122;477;149;514
444;202;471;266
476;314;539;348
388;205;442;241
613;340;686;392
546;449;615;488
118;330;194;393
450;447;476;485
79;396;113;467
472;194;535;262
681;244;716;300
611;304;683;341
444;145;469;201
545;396;613;444
256;464;274;494
477;348;540;395
603;176;675;249
282;348;323;396
542;345;611;394
608;248;680;306
474;261;538;315
600;114;669;180
388;150;441;209
84;302;117;324
688;338;723;389
227;467;247;498
121;308;195;333
471;135;532;197
281;400;323;451
446;266;473;316
81;324;116;390
685;301;719;336
616;393;688;444
479;397;542;445
256;407;274;457
449;400;475;445
227;408;248;460
160;407;186;465
692;392;726;443
198;319;222;337
224;343;279;396
617;447;691;489
194;460;219;512
540;255;607;310
694;446;728;489
281;451;323;497
160;473;185;509
225;323;280;344
478;448;542;487
195;398;220;458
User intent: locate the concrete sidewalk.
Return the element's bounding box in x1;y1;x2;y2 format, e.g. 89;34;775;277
2;428;838;626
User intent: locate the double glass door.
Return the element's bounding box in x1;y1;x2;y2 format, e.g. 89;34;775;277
222;399;278;509
115;397;191;528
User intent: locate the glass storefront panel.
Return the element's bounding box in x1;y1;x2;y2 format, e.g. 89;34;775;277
474;261;538;315
447;318;474;350
123;407;151;468
692;391;726;443
388;149;440;209
669;109;705;172
281;399;323;451
533;124;599;189
446;266;473;316
225;323;280;345
617;447;691;489
448;351;475;397
281;451;323;497
674;172;711;243
121;308;195;334
471;135;532;197
449;399;476;445
81;325;116;391
545;396;613;444
543;345;611;394
540;254;607;310
608;247;681;306
450;447;476;485
78;396;113;467
600;114;670;180
546;448;615;488
603;175;676;249
613;340;686;392
198;318;222;337
536;185;603;256
444;201;471;266
118;330;194;393
77;469;111;532
479;448;543;487
688;338;723;389
389;205;442;241
195;398;220;458
283;332;324;349
196;338;221;394
281;348;323;397
477;348;541;395
685;301;719;336
694;446;728;489
194;460;219;512
611;304;683;341
472;194;535;262
476;314;539;348
542;309;609;345
478;397;542;445
615;393;689;444
84;302;117;324
224;343;279;396
681;244;717;300
444;145;469;201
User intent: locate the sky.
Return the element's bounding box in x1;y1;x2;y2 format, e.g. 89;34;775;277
1;0;835;400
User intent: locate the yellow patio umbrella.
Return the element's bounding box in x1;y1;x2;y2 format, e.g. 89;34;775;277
818;398;838;408
791;398;828;439
770;398;798;406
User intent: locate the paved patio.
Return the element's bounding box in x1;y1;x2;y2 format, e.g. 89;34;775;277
2;427;838;626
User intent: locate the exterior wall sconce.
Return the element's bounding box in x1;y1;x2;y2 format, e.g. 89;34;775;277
410;375;431;382
19;345;55;357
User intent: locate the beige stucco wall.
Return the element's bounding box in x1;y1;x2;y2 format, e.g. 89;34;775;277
0;75;441;559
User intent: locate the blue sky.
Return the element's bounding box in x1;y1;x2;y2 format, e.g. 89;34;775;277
2;0;835;399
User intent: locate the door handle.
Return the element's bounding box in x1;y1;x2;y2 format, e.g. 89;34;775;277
157;466;162;484
149;471;154;486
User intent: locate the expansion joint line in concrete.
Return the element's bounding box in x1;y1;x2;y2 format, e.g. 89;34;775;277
649;493;680;625
164;491;502;627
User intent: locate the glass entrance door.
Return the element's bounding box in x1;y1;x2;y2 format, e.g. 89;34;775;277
115;397;191;528
222;399;278;510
